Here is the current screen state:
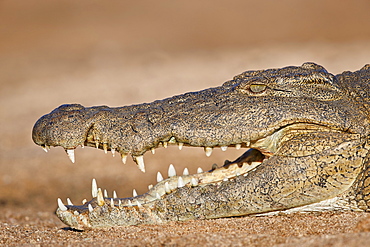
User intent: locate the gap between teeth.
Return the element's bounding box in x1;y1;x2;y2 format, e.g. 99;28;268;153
129;143;247;173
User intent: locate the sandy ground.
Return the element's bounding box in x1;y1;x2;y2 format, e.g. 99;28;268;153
1;209;370;246
1;1;370;246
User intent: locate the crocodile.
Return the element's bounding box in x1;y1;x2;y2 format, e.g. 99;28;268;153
32;62;370;230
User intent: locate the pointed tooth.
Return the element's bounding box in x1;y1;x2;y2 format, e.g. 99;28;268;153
236;172;240;176
57;198;68;211
128;200;132;207
157;171;164;183
111;148;116;157
177;177;185;188
103;143;108;154
82;199;87;204
148;184;153;190
178;142;184;150
121;153;127;164
156;192;161;199
204;147;213;157
110;198;114;207
163;142;168;148
66;149;75;163
165;182;171;193
113;191;117;199
221;146;228;151
223;177;229;181
182;168;189;176
151;148;155;154
92;179;98;198
197;167;203;174
88;204;93;213
133;189;138;197
81;144;85;148
168;164;176;177
74;211;79;216
42;146;48;153
97;188;105;206
236;144;241;150
118;200;122;208
191;178;198;186
104;189;108;198
66;198;73;205
134;155;145;173
95;141;99;149
137;200;142;207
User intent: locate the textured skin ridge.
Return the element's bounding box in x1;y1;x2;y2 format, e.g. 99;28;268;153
32;62;370;230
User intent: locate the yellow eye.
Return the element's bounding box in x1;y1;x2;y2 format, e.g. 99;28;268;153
249;84;266;93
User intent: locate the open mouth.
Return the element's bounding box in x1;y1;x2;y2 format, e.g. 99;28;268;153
46;123;327;211
37;121;347;229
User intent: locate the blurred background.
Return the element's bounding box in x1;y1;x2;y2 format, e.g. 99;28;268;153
1;0;369;212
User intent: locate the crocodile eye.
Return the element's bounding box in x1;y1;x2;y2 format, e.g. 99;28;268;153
249;84;266;93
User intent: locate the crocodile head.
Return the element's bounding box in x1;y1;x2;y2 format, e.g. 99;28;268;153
32;62;370;229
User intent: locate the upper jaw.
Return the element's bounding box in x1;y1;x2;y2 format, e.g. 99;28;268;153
32;98;345;172
33;106;339;171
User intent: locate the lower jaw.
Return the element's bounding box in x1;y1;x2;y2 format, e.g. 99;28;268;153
56;148;267;229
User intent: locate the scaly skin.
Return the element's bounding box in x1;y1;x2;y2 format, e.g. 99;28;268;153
32;62;370;230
